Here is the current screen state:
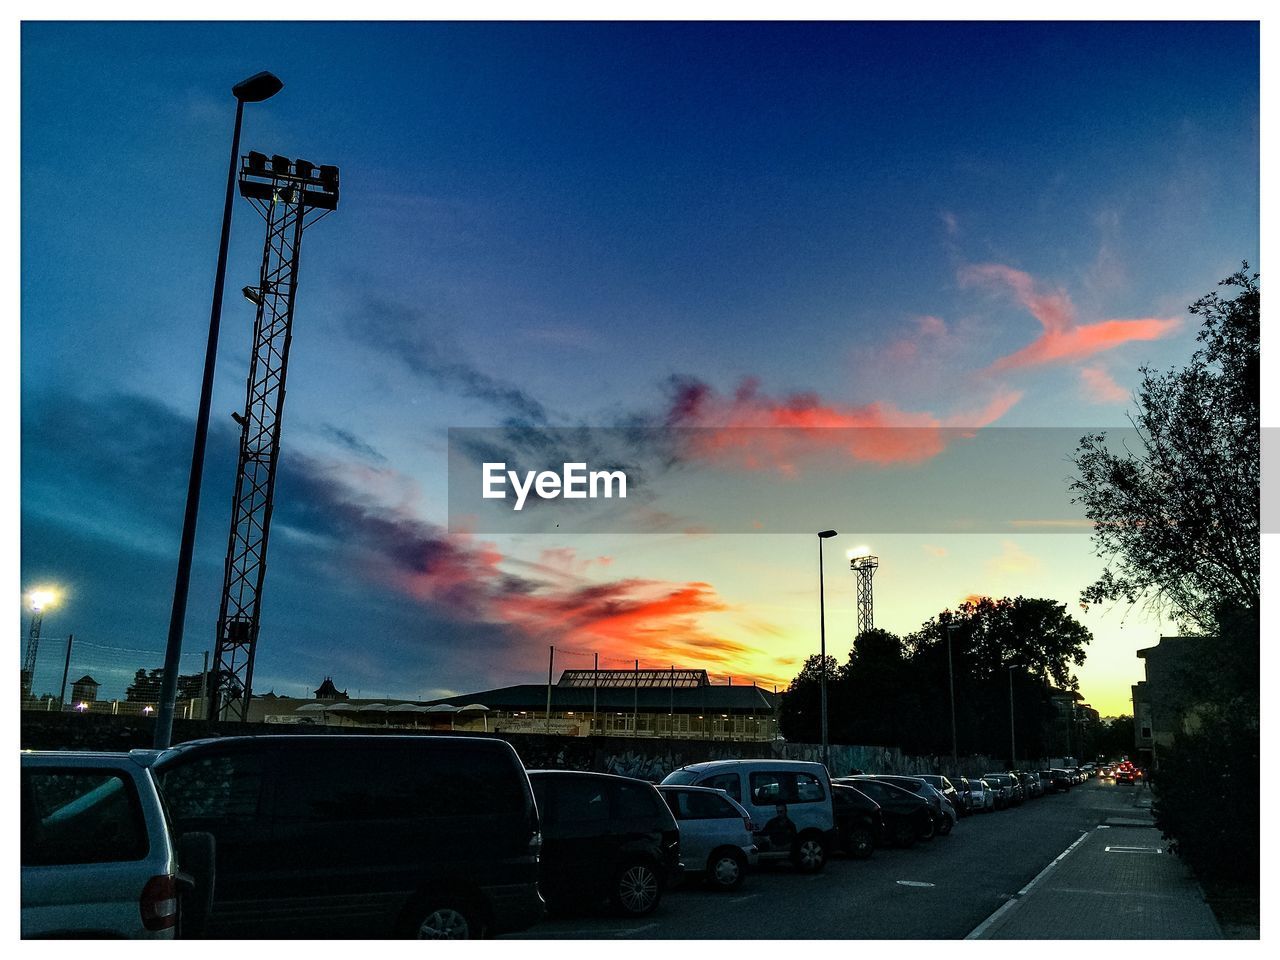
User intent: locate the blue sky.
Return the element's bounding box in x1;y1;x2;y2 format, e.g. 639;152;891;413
21;21;1259;713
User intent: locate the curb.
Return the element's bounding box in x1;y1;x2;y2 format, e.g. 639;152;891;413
964;829;1090;939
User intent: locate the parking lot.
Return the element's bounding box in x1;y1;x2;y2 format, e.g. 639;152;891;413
509;779;1144;939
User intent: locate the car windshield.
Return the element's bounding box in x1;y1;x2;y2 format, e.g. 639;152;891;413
661;769;703;786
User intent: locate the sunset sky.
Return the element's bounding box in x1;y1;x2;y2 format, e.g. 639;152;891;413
20;21;1259;716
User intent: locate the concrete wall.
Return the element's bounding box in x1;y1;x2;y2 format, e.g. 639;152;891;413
19;712;997;781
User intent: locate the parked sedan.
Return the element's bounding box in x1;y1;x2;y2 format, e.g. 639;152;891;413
970;778;996;812
983;773;1023;807
1017;771;1042;799
833;778;933;846
919;775;963;818
830;783;881;859
529;770;681;917
656;785;757;891
947;776;975;815
851;775;955;835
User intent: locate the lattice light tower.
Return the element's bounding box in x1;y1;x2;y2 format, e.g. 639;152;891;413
211;152;339;722
849;553;879;637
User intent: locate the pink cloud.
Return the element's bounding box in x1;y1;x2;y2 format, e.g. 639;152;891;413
959;263;1180;370
665;376;1021;472
1079;366;1129;404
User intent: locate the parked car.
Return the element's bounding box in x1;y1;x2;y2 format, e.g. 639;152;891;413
530;770;680;916
947;776;974;815
919;775;963;818
829;783;881;859
833;778;933;846
1017;771;1042;799
981;774;1012;809
656;784;756;890
22;750;212;939
1050;767;1077;789
983;773;1023;806
970;778;996;812
150;735;543;938
849;775;955;835
661;760;836;872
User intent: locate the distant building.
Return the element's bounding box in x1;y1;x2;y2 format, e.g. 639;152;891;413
314;676;348;700
244;668;779;741
70;675;100;704
421;668;779;740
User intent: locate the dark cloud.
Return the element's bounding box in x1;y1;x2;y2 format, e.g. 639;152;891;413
320;424;387;463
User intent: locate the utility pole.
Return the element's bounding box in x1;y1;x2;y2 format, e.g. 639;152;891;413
57;634;74;710
633;659;639;737
545;645;554;735
946;623;958;768
592;651;598;735
201;650;210;722
1008;665;1017;766
817;530;837;769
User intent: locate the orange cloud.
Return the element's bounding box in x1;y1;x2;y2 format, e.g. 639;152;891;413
1079;365;1129;404
960;263;1180;370
666;376;1021;472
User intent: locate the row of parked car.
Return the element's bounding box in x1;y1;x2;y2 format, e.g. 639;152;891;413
20;735;1088;939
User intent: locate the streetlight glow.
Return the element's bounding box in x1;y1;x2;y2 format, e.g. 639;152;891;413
846;545;872;560
30;589;56;611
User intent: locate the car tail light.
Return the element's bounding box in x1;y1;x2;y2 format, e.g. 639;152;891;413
744;817;755;833
140;875;179;932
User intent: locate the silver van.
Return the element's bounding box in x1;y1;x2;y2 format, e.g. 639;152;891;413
21;751;195;938
660;760;836;872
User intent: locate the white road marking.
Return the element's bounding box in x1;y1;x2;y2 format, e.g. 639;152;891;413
617;923;659;937
896;880;936;888
965;829;1091;939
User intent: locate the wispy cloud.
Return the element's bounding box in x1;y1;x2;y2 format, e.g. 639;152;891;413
664;375;1021;472
959;263;1180;370
1079;365;1129;405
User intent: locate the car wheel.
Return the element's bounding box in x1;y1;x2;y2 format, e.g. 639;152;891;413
791;834;827;872
938;815;953;836
614;862;662;916
706;848;748;891
847;825;875;859
919;816;936;840
409;902;479;939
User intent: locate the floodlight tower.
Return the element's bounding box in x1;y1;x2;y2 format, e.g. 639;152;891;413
210;152;340;722
849;550;879;636
21;590;55;699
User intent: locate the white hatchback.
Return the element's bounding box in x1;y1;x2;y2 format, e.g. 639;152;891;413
657;784;758;890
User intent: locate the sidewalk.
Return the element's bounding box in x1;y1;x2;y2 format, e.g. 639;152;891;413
970;789;1221;939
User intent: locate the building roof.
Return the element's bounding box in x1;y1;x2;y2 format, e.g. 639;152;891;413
314;677;348;699
422;681;777;715
72;675;99;686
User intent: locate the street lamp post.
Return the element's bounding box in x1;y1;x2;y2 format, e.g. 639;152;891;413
1007;664;1018;766
945;623;958;768
817;529;838;770
154;71;283;751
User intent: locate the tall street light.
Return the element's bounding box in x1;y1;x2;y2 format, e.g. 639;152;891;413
945;622;958;769
817;529;838;770
154;71;283;751
1006;663;1021;767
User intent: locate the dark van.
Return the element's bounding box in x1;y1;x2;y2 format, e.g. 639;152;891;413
149;735;543;939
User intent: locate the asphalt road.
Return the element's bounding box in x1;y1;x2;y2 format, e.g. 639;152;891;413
506;778;1149;939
